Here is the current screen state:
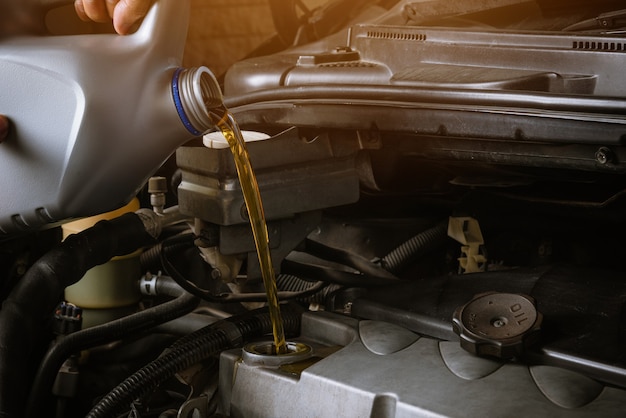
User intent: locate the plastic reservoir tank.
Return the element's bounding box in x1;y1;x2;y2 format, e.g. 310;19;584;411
0;0;221;235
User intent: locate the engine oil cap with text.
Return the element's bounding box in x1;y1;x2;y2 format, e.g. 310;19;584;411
452;292;543;359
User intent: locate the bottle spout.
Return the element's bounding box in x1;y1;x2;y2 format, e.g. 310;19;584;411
173;66;225;136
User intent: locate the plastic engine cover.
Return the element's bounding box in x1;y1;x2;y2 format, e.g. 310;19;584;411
219;311;626;418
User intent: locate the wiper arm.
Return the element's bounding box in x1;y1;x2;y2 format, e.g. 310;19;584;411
564;9;626;31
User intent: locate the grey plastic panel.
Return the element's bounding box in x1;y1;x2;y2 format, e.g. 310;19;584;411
223;23;626;149
219;311;626;418
350;24;626;97
225;24;626;97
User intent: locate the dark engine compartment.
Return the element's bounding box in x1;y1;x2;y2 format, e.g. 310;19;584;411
2;0;626;416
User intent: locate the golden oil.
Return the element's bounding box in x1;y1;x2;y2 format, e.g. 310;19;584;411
214;109;287;355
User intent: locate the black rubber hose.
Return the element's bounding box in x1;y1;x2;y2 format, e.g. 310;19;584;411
276;274;341;305
282;258;397;287
275;274;317;293
140;232;201;272
160;235;328;302
25;278;199;418
140;242;167;271
86;305;302;418
381;220;448;275
0;213;155;418
304;239;399;282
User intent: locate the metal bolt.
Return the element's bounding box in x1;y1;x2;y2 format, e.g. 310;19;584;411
595;147;614;165
210;268;222;280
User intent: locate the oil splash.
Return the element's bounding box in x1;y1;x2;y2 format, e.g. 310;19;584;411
215;110;286;355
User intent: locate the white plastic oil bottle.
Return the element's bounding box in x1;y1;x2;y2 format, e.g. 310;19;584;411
0;0;221;234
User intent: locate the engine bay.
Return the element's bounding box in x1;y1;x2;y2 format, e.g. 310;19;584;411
2;0;626;416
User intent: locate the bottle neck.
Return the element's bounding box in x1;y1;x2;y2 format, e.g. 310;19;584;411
172;66;224;136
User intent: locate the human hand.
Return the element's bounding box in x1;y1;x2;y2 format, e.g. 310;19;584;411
0;115;9;143
74;0;153;35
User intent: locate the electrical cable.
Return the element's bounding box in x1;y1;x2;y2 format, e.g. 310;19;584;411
25;277;200;418
160;234;327;302
86;305;302;418
140;231;196;272
303;238;400;281
275;274;342;305
380;220;449;274
281;257;398;287
280;220;448;284
0;213;155;418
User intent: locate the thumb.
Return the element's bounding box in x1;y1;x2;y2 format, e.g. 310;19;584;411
113;0;153;35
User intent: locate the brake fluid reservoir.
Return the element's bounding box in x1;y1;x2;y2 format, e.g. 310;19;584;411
0;0;219;234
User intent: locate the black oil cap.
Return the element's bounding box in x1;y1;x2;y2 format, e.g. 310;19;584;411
452;292;542;359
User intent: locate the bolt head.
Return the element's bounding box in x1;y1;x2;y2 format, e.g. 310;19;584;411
595;147;614;165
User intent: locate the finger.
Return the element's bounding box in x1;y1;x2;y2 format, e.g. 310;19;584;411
105;0;120;18
0;116;9;143
77;0;112;23
74;0;89;22
113;0;153;35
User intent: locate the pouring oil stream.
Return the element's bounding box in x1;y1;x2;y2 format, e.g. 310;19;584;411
214;109;287;355
178;67;287;354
